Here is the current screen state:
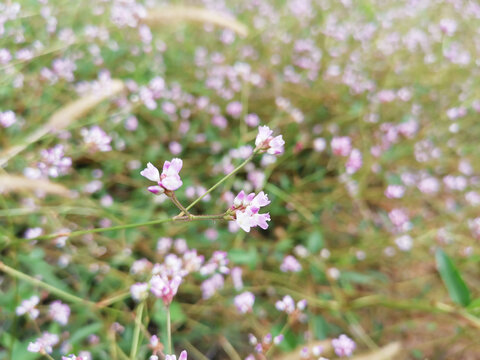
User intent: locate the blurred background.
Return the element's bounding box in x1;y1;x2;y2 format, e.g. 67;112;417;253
1;0;480;359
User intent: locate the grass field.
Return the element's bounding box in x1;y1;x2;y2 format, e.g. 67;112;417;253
1;1;480;359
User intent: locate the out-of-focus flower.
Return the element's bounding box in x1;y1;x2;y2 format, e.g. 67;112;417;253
49;301;70;326
280;255;302;273
27;332;59;354
16;295;40;319
331;136;352;156
234;291;255;314
0;110;16;128
130;282;149;302
165;350;187;360
332;334;356;357
150;274;182;306
81;126;112;152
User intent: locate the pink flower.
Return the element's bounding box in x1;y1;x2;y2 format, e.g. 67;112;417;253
165;351;187;360
345;149;362;174
234;291;255;314
16;295;40;319
81;125;112;152
150;274;182;306
49;301;70;326
280;255;302;273
385;185;405;199
332;334;356;357
331;136;352;156
140;158;183;193
255;126;285;155
231;190;271;232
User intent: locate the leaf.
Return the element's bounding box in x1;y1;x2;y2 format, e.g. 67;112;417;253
307;229;324;253
143;6;248;37
435;248;471;306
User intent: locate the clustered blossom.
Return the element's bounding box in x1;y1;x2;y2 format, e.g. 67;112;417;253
140;158;183;194
332;334;356;357
247;333;284;357
164;350;187;360
150;274;182;306
275;295;307;314
16;295;40;319
0;110;16;128
27;332;59;354
280;255;302;273
48;300;71;326
234;291;255;314
81;125;112;152
230;190;271;232
255;125;285;155
37;144;72;178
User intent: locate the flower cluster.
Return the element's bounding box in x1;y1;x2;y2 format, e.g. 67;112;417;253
230;190;271;232
255;125;285;155
140;158;183;194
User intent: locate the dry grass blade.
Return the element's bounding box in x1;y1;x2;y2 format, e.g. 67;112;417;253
0;175;72;197
0;79;125;167
276;340;332;360
143;6;248;37
349;342;402;360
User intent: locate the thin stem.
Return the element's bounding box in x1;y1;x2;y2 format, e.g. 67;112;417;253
0;261;93;306
170;193;191;217
130;301;145;360
183;150;259;213
167;305;172;354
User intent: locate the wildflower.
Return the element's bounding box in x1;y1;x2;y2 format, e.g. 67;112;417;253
130;282;149;302
165;350;187;360
0;110;16;128
275;295;306;314
332;334;356;357
16;295;40;319
38;144;72;178
331;136;352;156
27;332;59;354
231;190;271;232
149;274;182;306
280;255;302;273
140;158;183;194
49;301;70;326
234;291;255;314
201;273;224;299
395;235;413;251
345;149;362;174
81;125;112;152
255;126;285;155
231;267;244;290
385;185;405;199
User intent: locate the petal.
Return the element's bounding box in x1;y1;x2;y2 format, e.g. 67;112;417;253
148;185;164;195
161;175;183;191
179;350;188;360
140;162;160;182
165;158;183;176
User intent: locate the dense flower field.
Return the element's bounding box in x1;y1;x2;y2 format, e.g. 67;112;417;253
1;0;480;359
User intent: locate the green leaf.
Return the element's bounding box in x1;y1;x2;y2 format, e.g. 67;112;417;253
435;249;470;306
306;229;324;253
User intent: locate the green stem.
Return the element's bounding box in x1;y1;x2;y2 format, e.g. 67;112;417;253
183;151;259;213
167;305;172;354
0;261;93;305
171;193;191;217
130;301;145;360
